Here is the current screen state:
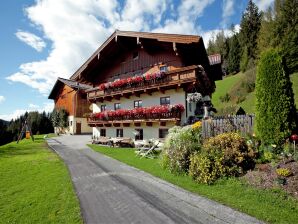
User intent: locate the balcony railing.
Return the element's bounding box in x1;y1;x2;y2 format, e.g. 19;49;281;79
86;65;198;100
87;111;181;125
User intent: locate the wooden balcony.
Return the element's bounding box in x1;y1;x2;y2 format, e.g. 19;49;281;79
86;65;198;101
87;112;181;127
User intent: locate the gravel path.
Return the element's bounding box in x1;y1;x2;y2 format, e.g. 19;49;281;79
47;135;263;224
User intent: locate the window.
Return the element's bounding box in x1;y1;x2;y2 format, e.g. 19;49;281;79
116;129;123;137
114;103;121;110
69;121;73;126
159;129;169;139
135;129;143;140
100;129;106;137
133;51;139;60
160;96;170;105
189;102;192;112
101;105;106;112
134;100;142;108
160;65;168;73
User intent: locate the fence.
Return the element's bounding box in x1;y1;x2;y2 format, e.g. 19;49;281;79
202;115;255;138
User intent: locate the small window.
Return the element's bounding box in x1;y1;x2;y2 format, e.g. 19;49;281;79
134;100;142;108
116;129;123;137
69;121;73;126
114;103;121;110
101;105;106;112
189;102;192;112
159;129;168;139
135;129;143;140
160;65;168;72
133;51;139;60
160;96;170;105
100;129;106;137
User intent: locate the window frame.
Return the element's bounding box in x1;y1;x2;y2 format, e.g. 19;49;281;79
159;129;169;139
134;100;143;108
160;96;170;105
100;129;106;137
114;103;121;111
134;129;143;140
116;129;123;137
100;105;106;112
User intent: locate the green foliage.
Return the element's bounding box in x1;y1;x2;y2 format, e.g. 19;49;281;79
219;93;230;103
227;33;241;74
51;108;69;133
0;137;82;223
161;125;202;173
239;0;262;71
256;49;297;148
189;133;255;184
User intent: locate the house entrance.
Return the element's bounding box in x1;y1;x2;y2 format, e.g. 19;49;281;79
76;122;81;134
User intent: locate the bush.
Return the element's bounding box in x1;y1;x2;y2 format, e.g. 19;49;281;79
219;93;231;103
161;125;202;174
189;132;255;184
276;168;292;177
256;49;297;149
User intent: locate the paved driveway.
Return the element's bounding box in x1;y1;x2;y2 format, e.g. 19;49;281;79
47;135;262;224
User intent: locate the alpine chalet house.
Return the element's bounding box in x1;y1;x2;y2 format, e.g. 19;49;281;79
48;78;92;134
57;30;217;140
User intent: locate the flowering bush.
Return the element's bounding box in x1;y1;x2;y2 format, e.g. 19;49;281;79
189;132;255;184
161;125;202;173
99;83;106;91
192;121;202;129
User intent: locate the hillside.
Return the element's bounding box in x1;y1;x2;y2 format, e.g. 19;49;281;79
212;72;298;115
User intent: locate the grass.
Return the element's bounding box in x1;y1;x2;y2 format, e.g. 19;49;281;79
89;145;298;224
212;72;298;114
0;136;82;224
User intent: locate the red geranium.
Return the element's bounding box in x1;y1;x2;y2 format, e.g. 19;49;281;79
99;83;106;91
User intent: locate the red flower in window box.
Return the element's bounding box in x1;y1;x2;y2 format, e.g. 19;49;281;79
99;83;106;91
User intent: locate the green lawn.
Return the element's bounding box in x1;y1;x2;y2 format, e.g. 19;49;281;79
89;145;298;224
212;72;298;114
0;136;82;224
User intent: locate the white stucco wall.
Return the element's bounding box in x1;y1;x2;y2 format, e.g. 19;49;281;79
91;88;189;139
93;122;176;140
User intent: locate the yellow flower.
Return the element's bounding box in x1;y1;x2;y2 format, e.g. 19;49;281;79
192;121;202;129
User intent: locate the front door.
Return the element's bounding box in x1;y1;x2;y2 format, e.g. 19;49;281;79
76;122;81;134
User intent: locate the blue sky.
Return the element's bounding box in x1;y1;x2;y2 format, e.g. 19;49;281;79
0;0;274;121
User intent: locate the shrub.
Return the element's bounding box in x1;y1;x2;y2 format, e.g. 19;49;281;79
256;49;297;149
276;168;292;177
219;93;231;103
189;132;255;184
161;125;202;174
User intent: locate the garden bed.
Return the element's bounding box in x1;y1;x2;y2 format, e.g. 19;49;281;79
243;159;298;198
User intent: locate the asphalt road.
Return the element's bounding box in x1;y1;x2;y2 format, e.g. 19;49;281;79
47;135;263;224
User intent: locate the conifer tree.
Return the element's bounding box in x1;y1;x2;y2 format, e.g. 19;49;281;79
256;49;297;149
239;0;262;71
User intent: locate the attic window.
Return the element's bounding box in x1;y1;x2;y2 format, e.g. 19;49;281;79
133;51;139;60
160;65;168;73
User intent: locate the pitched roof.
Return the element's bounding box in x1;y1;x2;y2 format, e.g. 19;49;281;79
48;77;92;99
70;30;202;80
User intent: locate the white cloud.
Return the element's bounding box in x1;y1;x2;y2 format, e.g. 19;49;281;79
221;0;235;27
15;30;46;52
253;0;274;11
7;0;216;95
0;96;5;104
201;24;240;47
0;102;54;121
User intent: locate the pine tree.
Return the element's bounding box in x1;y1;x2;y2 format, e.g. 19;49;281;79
256;49;297;149
275;0;298;73
227;33;240;74
239;0;262;71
